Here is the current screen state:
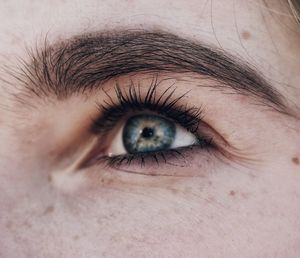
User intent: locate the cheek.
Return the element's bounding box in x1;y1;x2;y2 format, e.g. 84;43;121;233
1;156;300;257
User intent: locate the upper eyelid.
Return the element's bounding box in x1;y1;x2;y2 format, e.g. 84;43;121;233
89;78;233;154
90;78;204;136
10;30;291;116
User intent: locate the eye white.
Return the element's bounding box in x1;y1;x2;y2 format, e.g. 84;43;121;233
171;125;197;149
107;120;198;156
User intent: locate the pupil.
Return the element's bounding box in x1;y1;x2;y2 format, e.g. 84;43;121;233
141;127;155;139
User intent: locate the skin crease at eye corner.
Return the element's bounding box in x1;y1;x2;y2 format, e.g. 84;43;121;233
1;0;300;258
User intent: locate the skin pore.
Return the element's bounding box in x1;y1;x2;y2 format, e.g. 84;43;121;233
1;0;300;257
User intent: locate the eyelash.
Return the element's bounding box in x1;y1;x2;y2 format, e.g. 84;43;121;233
88;77;217;169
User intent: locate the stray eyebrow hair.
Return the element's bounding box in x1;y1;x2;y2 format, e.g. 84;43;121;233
13;30;288;112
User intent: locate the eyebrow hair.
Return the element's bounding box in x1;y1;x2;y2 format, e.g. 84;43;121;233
13;30;288;112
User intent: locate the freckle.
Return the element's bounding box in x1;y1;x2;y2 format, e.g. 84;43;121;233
241;30;251;40
229;190;235;196
5;221;13;229
43;205;55;215
169;188;179;194
101;178;114;185
23;221;32;228
73;235;79;240
292;157;299;165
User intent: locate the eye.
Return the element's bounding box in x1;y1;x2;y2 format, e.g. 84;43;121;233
107;113;198;156
79;78;225;175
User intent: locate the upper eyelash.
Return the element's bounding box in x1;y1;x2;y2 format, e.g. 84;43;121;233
91;76;205;136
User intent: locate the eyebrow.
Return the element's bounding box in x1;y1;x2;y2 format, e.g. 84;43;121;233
13;30;288;113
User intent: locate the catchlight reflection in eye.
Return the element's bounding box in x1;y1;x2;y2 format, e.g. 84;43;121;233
108;114;198;156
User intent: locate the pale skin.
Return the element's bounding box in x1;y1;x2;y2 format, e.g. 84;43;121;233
1;0;300;257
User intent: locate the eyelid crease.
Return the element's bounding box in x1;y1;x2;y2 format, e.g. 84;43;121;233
93;77;234;151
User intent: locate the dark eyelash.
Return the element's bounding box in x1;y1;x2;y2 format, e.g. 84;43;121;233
97;143;213;171
91;76;205;135
78;77;218;170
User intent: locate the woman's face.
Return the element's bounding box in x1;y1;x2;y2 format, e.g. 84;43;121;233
1;0;300;257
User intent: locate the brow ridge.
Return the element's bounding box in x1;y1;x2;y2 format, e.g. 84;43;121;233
13;30;288;113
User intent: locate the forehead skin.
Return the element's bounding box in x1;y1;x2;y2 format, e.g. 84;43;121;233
1;0;300;258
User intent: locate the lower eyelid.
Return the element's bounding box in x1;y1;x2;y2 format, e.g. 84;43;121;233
95;145;219;177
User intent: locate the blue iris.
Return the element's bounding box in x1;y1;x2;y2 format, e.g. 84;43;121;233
123;114;176;153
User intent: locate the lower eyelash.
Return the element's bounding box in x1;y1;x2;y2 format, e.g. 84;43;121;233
96;140;215;172
96;147;215;177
